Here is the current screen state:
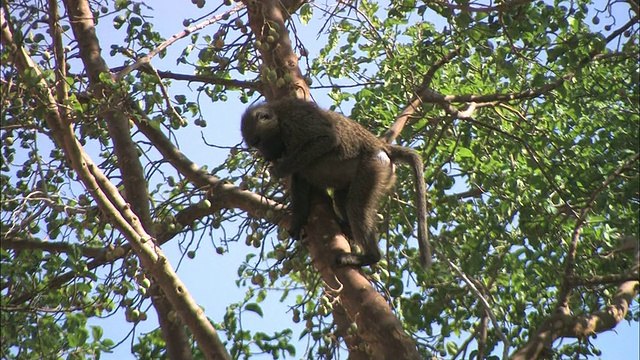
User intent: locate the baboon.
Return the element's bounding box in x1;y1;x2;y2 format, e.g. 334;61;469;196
241;98;430;268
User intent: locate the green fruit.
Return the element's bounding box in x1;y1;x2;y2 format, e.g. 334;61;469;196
130;17;142;26
114;15;125;29
141;278;151;289
251;274;264;286
304;75;313;85
199;199;212;209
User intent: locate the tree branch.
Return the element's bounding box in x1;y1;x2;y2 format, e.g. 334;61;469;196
1;7;231;359
244;0;309;100
115;3;245;82
382;49;458;143
64;0;152;230
558;152;640;307
437;248;510;360
155;69;258;90
411;14;638;127
1;237;107;259
512;238;640;359
241;1;423;357
61;0;193;355
568;272;640;287
305;191;422;359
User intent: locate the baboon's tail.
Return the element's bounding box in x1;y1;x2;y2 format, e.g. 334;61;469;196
390;146;431;269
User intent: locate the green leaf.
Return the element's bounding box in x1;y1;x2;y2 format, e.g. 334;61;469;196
299;3;313;25
91;326;103;341
445;341;458;355
457;147;474;159
175;94;186;104
244;303;263;317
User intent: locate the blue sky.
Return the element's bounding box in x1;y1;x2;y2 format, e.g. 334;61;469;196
70;1;640;358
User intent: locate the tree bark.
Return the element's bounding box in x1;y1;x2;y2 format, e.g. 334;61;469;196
0;6;231;360
512;243;639;359
241;1;423;357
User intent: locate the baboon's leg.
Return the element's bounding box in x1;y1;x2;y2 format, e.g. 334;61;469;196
336;151;394;267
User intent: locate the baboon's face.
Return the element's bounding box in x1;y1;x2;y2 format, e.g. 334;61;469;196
240;105;285;161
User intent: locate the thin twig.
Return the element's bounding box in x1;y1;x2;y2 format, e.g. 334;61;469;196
436;247;511;360
115;3;244;81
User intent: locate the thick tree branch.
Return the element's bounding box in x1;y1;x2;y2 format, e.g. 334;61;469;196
240;1;422;357
151;285;194;360
62;0;193;356
47;0;68;119
244;0;309;100
0;8;230;360
64;0;152;230
382;49;458;143
305;192;422;359
558;152;640;307
512;239;639;359
411;14;638;128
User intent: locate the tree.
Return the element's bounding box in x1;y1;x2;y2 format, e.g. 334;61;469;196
1;0;638;359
